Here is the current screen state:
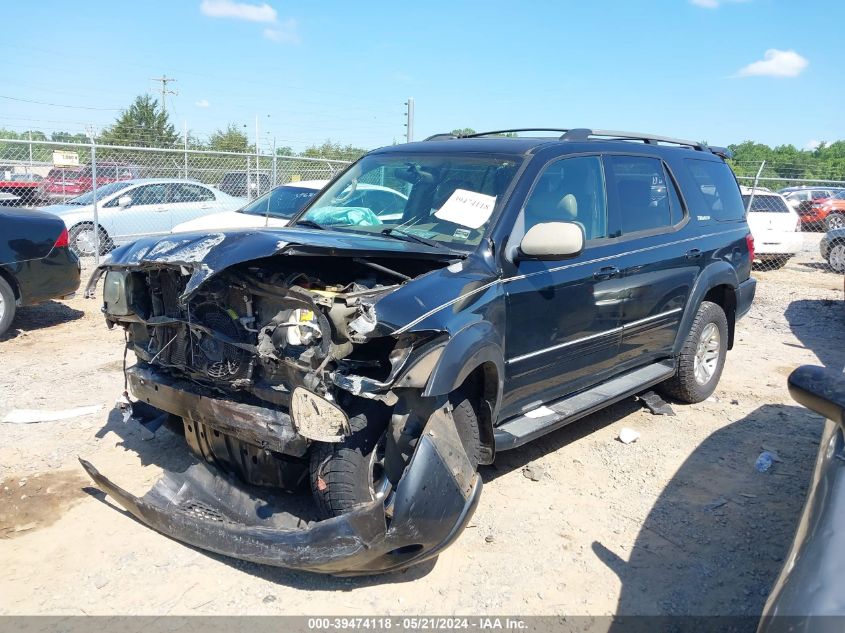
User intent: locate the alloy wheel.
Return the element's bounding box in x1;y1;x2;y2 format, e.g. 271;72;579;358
694;322;721;385
830;244;845;273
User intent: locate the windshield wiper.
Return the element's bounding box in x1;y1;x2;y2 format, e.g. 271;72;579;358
381;227;445;249
293;219;325;230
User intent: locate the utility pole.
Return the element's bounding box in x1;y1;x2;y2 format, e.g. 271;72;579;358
151;75;178;114
404;97;415;143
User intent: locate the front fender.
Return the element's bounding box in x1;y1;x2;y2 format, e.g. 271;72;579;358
422;321;504;413
673;261;739;355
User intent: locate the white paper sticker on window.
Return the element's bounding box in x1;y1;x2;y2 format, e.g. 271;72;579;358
434;189;497;229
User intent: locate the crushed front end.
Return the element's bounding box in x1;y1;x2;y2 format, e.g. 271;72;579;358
80;230;482;574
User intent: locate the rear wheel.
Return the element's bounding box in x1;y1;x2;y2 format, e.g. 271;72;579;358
763;256;789;270
0;276;16;337
829;242;845;273
69;223;112;257
660;301;728;404
826;213;845;231
310;391;481;519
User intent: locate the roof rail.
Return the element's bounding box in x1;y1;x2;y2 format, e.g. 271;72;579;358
423;133;458;141
560;128;705;150
423;127;729;158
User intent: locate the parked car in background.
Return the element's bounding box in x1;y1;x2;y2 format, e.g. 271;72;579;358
40;179;241;256
218;171;271;198
741;186;802;268
779;186;843;216
0;206;80;337
819;226;845;273
172;180;327;232
759;365;845;632
172;180;409;233
800;189;845;231
0;173;44;205
41;163;141;202
83;128;756;575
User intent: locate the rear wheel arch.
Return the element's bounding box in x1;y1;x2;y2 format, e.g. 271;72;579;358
675;264;739;355
702;284;737;349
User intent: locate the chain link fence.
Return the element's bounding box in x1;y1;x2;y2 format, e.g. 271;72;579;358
731;159;845;274
1;137;843;278
0;137;350;262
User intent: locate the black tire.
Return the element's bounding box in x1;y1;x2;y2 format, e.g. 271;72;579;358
826;213;845;231
764;256;789;270
0;276;16;337
69;223;112;257
660;301;728;404
309;391;482;519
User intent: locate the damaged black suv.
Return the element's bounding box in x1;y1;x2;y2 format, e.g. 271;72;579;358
83;128;756;575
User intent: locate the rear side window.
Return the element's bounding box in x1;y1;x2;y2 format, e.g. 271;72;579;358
685;159;745;221
742;195;790;213
607;155;679;234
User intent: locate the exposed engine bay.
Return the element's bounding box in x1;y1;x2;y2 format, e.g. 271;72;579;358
98;253;453;491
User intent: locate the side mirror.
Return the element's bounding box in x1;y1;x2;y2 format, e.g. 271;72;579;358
517;221;585;261
117;194;133;208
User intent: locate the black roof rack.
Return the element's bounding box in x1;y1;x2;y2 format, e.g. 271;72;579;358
423;128;731;157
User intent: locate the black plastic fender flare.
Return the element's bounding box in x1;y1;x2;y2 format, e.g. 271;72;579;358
421;320;504;418
673;261;739;356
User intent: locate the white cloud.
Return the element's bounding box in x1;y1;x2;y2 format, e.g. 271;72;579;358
195;99;211;108
804;139;824;151
200;0;277;23
736;49;808;78
263;18;299;44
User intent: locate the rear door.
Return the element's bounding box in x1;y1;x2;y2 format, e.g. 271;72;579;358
604;154;698;367
167;183;220;228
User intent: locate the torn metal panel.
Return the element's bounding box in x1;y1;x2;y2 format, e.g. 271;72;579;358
79;401;482;575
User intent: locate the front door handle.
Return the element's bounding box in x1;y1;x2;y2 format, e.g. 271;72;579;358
686;248;703;259
593;266;620;281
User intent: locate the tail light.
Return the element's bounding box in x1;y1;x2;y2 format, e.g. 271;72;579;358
746;233;755;262
53;228;69;248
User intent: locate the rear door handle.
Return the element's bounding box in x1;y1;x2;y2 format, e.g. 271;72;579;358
686;248;702;259
593;266;620;280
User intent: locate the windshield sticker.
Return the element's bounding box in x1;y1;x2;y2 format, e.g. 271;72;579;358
453;228;471;240
434;189;496;229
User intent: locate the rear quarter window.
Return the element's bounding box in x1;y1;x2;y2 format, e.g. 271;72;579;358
684;159;745;221
741;195;790;213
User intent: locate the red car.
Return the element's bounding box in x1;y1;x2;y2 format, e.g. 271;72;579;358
42;163;141;202
804;190;845;231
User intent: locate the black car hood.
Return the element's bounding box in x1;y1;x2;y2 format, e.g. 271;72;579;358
97;227;462;299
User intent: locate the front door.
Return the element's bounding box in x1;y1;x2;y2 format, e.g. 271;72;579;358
501;155;626;419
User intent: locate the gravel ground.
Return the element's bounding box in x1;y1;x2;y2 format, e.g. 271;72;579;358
0;232;843;618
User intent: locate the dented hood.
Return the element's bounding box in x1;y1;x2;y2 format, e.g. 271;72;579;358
92;227;461;299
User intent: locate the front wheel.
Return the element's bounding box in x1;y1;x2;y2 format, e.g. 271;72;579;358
310;391;481;519
826;213;845;231
829;242;845;273
69;223;112;257
660;301;728;404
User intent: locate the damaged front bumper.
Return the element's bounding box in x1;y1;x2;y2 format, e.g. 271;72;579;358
79;404;482;576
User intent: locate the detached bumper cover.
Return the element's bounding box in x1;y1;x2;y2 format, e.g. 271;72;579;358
736;277;756;321
79;404;482;575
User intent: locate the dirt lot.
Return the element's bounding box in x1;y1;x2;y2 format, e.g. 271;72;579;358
1;233;843;618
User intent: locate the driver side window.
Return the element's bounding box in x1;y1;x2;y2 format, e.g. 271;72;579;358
523;155;608;240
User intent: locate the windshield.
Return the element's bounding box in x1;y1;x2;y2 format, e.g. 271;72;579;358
66;181;132;205
294;153;521;250
240;185;319;219
48;169;81;180
834;190;845;200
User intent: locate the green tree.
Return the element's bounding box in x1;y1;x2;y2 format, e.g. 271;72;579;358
451;128;476;137
100;94;179;147
301;140;367;161
275;145;295;157
209;124;250;152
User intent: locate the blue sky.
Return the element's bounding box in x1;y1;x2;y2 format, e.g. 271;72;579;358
0;0;841;152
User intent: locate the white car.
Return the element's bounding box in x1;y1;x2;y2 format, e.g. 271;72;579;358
171;181;410;233
741;186;802;268
40;179;241;256
172;180;328;233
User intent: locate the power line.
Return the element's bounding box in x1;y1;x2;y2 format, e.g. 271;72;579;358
0;94;122;111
